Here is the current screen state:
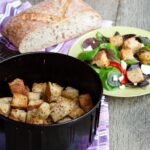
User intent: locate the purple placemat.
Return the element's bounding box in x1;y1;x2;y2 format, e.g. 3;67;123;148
0;1;111;150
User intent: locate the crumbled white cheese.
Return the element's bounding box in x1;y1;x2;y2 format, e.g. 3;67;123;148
119;75;124;82
83;45;93;51
141;64;150;75
121;60;127;70
119;85;125;89
113;75;118;81
141;43;144;47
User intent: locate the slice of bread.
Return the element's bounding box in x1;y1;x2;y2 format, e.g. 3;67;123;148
2;0;101;53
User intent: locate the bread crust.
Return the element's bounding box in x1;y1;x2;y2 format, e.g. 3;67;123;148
2;0;101;53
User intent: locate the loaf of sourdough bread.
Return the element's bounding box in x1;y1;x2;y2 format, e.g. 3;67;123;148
2;0;101;53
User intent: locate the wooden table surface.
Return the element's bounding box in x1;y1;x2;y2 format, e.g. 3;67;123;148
22;0;150;150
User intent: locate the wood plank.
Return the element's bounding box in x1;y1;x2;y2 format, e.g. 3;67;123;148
22;0;119;23
85;0;119;22
109;95;150;150
116;0;150;30
109;0;150;150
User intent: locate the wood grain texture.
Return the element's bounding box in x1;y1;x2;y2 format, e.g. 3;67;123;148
116;0;150;30
85;0;119;22
109;0;150;150
21;0;150;150
108;95;150;150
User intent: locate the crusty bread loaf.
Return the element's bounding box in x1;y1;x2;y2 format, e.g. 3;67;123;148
2;0;101;53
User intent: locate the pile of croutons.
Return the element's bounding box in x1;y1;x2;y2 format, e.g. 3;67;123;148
0;78;93;125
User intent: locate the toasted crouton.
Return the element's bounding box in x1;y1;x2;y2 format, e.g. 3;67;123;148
32;83;46;97
120;48;134;60
49;102;57;113
50;99;78;122
26;102;50;123
92;50;110;68
36;102;50;120
0;97;12;103
9;78;29;95
45;82;63;102
28;92;41;101
57;117;72;123
79;94;93;112
45;116;53;124
29;117;45;125
11;93;28;109
26;109;37;123
0;103;11;117
137;50;150;64
62;87;79;99
0;97;12;117
9;109;26;122
110;35;123;47
127;68;144;83
28;99;43;110
123;37;143;53
69;107;85;119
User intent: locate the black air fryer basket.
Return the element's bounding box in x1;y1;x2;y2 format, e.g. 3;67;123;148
0;52;103;150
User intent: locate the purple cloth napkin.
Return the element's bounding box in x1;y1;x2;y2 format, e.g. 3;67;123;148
0;1;111;150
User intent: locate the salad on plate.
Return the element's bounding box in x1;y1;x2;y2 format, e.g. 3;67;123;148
78;31;150;91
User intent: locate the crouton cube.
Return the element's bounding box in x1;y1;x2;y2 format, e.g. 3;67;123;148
123;37;143;53
26;102;50;124
57;117;72;123
32;83;46;97
92;50;110;68
9;78;29;95
0;97;12;103
137;49;150;64
127;68;144;83
28;99;43;110
120;48;134;60
110;35;123;47
62;87;79;99
45;116;53;124
69;107;85;119
0;103;11;117
28;92;41;101
45;82;63;102
79;94;93;112
9;109;26;122
0;97;12;117
11;93;28;109
49;102;57;114
50;99;78;122
36;102;50;120
26;109;37;123
29;117;45;125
